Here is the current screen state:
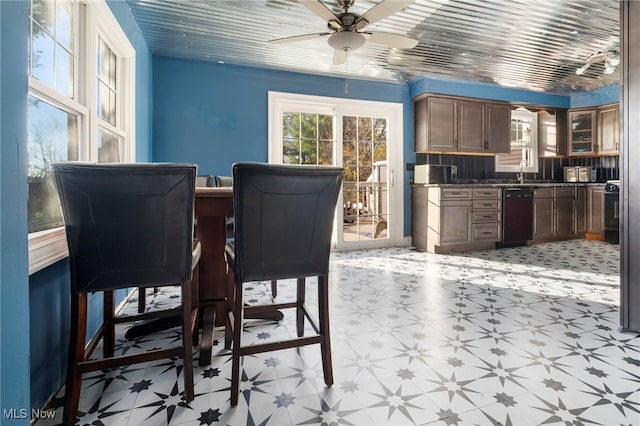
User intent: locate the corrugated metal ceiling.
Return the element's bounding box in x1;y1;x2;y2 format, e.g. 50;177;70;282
125;0;620;94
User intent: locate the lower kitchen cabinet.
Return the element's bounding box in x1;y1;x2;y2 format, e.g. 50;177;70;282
533;189;555;239
533;186;585;241
416;186;501;253
588;184;605;235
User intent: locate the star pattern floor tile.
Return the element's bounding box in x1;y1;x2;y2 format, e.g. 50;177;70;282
37;240;640;425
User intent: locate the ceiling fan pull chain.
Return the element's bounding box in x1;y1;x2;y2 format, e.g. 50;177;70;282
344;51;349;94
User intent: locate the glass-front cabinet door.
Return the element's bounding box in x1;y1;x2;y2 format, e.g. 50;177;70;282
568;109;596;156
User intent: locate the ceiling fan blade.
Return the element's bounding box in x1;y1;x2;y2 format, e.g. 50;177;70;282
269;32;330;44
333;49;347;65
367;31;418;49
299;0;340;22
355;0;415;29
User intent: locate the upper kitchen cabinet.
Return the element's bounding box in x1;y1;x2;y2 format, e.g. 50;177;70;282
568;109;597;155
538;109;567;157
597;103;619;154
568;104;619;156
413;95;511;154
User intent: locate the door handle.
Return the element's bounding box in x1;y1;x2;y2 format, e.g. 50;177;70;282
390;169;394;188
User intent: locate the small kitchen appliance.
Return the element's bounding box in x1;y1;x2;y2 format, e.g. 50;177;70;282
414;164;458;184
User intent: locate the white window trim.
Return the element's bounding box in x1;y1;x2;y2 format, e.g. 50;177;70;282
268;91;405;250
28;0;135;275
495;108;539;173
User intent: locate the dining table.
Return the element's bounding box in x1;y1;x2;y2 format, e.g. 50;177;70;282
125;186;282;367
194;186;234;366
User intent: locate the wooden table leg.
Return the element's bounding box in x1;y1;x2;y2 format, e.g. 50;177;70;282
196;215;228;366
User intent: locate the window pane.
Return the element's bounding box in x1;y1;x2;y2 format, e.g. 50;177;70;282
318;114;333;140
56;44;73;97
343;116;357;141
283;138;299;164
300;113;316;139
283;112;300;139
318;140;333;165
358;117;372;141
31;24;55;87
98;129;121;163
27;96;78;233
97;36;117;125
55;0;72;49
32;0;55;34
300;139;317;164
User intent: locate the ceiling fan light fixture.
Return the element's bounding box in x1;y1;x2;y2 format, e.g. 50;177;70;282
328;31;366;51
576;63;590;75
603;60;616;74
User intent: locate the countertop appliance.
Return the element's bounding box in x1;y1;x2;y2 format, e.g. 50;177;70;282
499;187;534;248
414;164;458;184
564;166;595;182
604;180;619;243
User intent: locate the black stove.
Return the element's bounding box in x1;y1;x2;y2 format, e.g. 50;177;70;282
604;180;619;244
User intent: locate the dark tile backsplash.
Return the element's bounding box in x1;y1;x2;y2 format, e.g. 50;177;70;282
415;153;619;182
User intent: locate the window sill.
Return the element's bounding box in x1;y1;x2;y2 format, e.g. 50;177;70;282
28;228;68;275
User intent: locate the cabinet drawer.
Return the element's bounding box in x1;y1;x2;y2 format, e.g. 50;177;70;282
472;211;501;223
473;188;501;199
441;188;473;200
473;200;501;210
555;187;576;198
533;187;554;198
472;224;501;242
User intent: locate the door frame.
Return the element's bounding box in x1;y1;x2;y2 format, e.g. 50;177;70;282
268;91;404;249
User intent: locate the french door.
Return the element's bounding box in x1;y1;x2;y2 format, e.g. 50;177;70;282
269;92;404;250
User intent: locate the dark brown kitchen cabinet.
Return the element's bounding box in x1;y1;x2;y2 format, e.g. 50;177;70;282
568;104;619;156
458;101;484;152
568;109;597;155
485;103;511;153
533;186;582;240
538;109;567;157
413;95;511;154
414;97;457;152
588;185;605;235
533;189;554;240
597;103;619;154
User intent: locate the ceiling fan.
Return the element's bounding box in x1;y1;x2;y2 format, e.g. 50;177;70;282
269;0;418;65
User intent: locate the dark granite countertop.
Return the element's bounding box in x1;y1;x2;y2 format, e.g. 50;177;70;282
411;181;607;188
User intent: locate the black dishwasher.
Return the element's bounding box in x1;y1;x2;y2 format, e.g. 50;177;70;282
499;188;534;247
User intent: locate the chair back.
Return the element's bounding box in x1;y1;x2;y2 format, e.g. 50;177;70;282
52;162;197;294
215;175;233;187
196;175;213;187
232;162;343;282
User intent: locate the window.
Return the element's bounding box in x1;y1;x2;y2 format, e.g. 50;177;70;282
27;0;135;274
282;112;334;165
495;108;538;173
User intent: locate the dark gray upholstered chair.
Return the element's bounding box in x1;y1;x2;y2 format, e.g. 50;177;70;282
224;162;343;406
216;175;280;297
52;162;201;426
136;174;212;314
197;174;214;187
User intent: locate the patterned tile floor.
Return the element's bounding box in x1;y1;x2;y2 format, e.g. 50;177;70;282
39;240;640;425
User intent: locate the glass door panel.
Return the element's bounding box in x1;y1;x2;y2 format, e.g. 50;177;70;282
341;115;389;242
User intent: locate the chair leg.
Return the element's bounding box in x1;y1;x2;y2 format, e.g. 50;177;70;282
137;287;146;313
224;263;235;350
318;275;333;387
63;293;88;426
230;282;244;406
296;278;305;337
270;280;277;298
103;290;115;358
181;281;195;402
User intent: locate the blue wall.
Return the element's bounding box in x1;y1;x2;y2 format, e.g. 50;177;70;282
152;57;415;234
570;83;620;108
1;1;31;425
